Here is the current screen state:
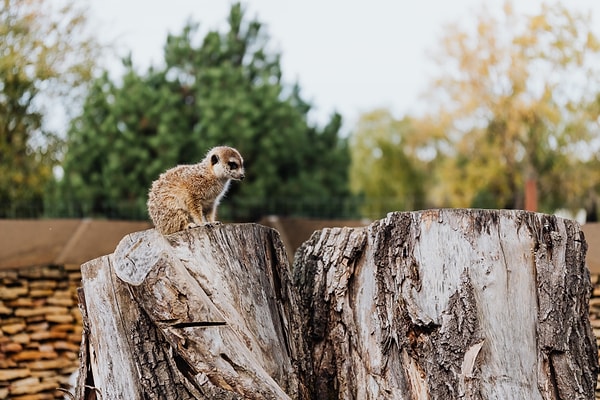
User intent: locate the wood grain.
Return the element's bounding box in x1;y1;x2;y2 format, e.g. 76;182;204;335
77;210;597;399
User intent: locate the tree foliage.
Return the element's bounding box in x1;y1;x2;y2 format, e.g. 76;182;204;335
350;1;600;218
59;3;351;220
428;1;600;212
0;0;99;217
349;110;434;218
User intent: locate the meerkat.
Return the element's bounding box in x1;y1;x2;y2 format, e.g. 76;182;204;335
147;146;245;235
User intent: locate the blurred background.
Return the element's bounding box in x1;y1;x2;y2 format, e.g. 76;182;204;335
2;0;600;222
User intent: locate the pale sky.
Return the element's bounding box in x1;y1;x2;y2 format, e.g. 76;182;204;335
88;0;600;130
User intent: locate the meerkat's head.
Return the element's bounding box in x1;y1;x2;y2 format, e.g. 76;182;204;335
208;146;245;181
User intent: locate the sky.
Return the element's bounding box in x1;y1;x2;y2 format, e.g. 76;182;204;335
87;0;600;130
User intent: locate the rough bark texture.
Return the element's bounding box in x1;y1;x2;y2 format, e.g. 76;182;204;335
78;224;307;399
77;210;598;399
293;209;597;399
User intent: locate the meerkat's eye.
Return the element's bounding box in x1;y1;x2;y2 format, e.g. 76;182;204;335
228;161;239;170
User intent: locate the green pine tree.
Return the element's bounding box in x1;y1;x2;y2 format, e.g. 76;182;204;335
59;3;352;220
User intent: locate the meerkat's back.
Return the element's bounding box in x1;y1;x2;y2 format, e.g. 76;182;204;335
147;146;245;235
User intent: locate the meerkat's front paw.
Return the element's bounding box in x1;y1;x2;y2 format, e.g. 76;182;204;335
187;222;200;229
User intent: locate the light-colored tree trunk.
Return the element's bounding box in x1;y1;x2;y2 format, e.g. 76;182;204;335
294;209;597;399
76;210;598;399
77;224;307;399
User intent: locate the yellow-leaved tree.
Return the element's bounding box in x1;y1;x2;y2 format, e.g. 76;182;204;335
350;2;600;219
0;0;101;217
428;1;600;213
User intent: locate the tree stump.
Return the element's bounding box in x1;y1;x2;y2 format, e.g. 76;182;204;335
77;224;307;399
77;209;598;399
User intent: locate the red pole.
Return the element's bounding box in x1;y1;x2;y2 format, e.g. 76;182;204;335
525;179;538;211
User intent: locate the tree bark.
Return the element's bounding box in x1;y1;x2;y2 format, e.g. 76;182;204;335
77;209;598;399
293;209;597;399
77;224;308;399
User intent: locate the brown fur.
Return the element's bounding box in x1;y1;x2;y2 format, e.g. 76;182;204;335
147;146;245;234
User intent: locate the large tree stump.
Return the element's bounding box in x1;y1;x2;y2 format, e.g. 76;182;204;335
294;209;597;399
77;224;307;399
77;209;598;399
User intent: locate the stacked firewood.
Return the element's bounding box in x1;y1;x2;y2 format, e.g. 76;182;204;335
0;265;82;399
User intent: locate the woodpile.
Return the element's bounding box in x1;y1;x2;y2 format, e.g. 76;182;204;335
0;265;82;399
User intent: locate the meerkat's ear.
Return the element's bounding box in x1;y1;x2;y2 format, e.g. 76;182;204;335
211;154;219;165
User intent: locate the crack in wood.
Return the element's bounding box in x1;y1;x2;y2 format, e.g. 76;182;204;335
170;321;227;328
